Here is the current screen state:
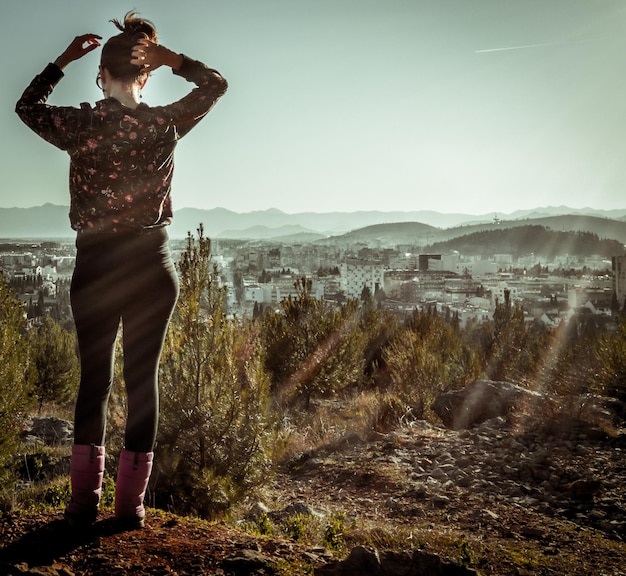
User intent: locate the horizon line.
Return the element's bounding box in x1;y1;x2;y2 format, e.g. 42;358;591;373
0;203;624;216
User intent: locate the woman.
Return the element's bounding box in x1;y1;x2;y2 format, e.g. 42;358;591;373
16;12;228;528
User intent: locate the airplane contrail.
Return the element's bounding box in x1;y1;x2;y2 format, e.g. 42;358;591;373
475;42;563;54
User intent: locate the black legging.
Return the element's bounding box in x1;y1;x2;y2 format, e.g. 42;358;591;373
70;227;179;453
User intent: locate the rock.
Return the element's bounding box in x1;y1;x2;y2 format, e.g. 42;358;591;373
333;432;363;449
431;380;545;430
221;549;275;575
315;546;382;575
22;416;73;446
269;500;326;522
247;501;270;520
575;394;625;426
563;479;602;501
314;546;481;576
542;417;609;442
410;550;481;575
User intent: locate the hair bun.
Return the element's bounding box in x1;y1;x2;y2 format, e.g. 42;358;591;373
110;10;157;42
102;11;158;81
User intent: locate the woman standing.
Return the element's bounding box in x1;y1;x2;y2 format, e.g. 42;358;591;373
16;12;227;528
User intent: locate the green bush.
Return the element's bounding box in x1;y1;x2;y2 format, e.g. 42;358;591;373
384;308;480;419
586;316;626;401
155;228;275;517
261;278;367;408
27;314;79;412
0;274;34;503
323;511;346;553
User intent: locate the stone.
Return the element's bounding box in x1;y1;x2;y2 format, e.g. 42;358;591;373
221;549;275;575
314;546;481;576
431;380;545;430
23;416;73;446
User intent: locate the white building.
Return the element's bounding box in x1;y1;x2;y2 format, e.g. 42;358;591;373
244;278;324;306
340;262;385;300
613;255;626;310
489;281;521;306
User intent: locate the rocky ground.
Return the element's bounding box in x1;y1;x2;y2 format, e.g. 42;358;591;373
1;412;625;575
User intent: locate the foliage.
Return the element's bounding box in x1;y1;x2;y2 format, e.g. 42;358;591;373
583;315;626;402
156;227;275;517
383;308;480;418
480;290;554;385
359;297;399;388
427;225;625;259
253;513;275;537
322;511;347;553
0;274;33;497
104;333;129;462
27;315;79;412
282;513;311;542
260;278;367;408
538;317;598;398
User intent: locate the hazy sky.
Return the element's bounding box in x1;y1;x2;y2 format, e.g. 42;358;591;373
2;0;625;215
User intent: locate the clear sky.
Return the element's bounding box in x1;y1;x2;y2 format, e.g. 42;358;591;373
2;0;625;215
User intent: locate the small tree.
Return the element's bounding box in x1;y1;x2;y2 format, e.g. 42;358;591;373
0;274;33;499
584;316;626;401
28;315;79;412
261;278;366;408
485;291;530;383
156;226;275;517
384;309;480;419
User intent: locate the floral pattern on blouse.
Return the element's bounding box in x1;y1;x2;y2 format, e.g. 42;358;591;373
16;55;227;234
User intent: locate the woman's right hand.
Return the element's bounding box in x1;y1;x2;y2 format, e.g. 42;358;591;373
54;34;102;70
131;38;183;71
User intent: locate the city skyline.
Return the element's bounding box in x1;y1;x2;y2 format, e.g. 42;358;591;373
2;0;625;216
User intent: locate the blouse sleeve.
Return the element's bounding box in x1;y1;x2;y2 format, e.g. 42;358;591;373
15;64;86;151
158;55;228;138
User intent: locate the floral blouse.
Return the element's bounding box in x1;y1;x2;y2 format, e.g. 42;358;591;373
16;55;227;234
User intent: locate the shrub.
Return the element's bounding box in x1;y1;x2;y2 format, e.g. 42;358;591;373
586;316;626;402
384;308;480;419
155;227;275;517
27;315;79;413
261;278;367;408
0;274;33;504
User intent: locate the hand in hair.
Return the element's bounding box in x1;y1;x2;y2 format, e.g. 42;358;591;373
54;34;102;70
130;38;183;72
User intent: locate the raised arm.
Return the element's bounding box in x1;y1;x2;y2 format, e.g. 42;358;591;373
15;34;102;150
138;39;228;137
130;38;183;72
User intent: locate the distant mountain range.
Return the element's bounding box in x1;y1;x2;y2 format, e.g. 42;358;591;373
1;204;626;245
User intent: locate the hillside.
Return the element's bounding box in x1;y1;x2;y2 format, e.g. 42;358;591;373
1;417;624;575
332;215;626;249
319;221;439;245
427;225;625;259
433;214;626;246
216;224;324;241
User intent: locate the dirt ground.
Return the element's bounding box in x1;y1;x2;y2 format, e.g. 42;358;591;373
1;419;625;575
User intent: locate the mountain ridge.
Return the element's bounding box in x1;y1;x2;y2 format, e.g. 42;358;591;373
1;204;626;241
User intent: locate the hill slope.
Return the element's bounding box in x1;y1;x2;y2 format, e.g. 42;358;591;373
1;419;624;575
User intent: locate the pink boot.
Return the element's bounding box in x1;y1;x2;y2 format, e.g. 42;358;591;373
115;449;153;529
64;444;105;526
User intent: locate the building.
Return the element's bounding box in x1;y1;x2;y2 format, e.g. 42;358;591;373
613;255;626;310
340;261;385;300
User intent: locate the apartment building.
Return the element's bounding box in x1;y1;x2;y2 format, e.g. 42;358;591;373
613;255;626;310
340;261;385;300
